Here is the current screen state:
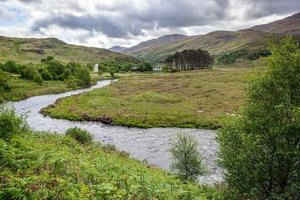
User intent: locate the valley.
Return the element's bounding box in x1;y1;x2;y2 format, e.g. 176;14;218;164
0;6;300;199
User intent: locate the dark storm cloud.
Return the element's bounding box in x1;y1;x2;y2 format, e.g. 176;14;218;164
243;0;300;19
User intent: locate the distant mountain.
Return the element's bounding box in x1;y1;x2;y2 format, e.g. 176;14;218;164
0;36;136;64
109;46;128;52
251;12;300;35
124;34;188;54
124;12;300;63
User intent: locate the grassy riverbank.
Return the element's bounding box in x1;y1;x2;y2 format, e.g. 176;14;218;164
0;72;99;103
0;128;221;199
43;68;256;129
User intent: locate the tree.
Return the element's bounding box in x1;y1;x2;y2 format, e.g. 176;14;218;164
74;66;91;87
170;133;205;181
218;36;300;199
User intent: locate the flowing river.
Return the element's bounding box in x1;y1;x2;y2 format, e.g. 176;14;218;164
6;80;223;185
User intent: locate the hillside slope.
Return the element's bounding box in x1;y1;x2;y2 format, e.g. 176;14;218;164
125;12;300;63
124;34;188;54
109;45;128;52
0;36;136;64
251;12;300;35
127;30;272;63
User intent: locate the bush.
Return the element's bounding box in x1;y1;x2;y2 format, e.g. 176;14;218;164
1;60;19;73
0;72;11;92
170;133;205;181
0;108;27;141
38;68;53;80
32;70;43;84
74;66;91;87
19;65;36;79
66;127;93;144
219;36;300;199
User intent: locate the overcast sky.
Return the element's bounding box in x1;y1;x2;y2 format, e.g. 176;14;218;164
0;0;299;48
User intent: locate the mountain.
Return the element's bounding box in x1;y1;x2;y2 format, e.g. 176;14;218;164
124;12;300;63
125;30;272;63
109;46;128;52
251;12;300;35
0;36;136;64
124;34;188;54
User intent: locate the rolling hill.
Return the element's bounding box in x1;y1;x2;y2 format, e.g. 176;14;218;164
251;12;300;35
109;45;128;52
124;12;300;63
0;36;137;64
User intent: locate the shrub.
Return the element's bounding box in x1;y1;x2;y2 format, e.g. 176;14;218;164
0;72;11;92
32;70;43;84
19;65;36;79
39;68;53;80
170;133;205;181
66;127;93;144
73;66;91;87
2;60;19;73
0;108;27;141
219;36;300;199
44;59;65;80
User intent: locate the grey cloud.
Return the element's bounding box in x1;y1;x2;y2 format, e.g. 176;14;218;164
31;0;231;38
243;0;300;19
30;0;299;39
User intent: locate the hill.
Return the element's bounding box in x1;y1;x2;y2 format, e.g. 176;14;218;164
124;12;300;63
109;45;128;52
126;30;273;63
251;12;300;35
0;36;137;64
124;34;188;55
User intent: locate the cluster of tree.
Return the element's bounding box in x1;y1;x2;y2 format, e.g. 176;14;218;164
218;49;271;65
0;57;91;87
219;37;300;199
165;49;213;70
98;61;153;73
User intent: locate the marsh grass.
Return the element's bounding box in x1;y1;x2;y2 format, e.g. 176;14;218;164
43;68;255;129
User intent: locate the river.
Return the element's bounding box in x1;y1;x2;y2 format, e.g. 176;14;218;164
6;80;223;185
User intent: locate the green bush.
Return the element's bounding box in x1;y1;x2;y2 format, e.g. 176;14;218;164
66;127;93;144
0;108;27;141
0;72;11;92
1;60;19;73
170;133;205;181
19;65;36;79
219;36;300;199
38;68;53;80
32;70;43;84
74;66;91;86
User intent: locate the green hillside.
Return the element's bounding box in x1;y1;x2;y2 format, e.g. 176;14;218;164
0;36;136;65
127;29;273;63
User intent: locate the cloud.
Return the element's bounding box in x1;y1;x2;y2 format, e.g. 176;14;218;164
0;0;299;48
31;0;232;38
241;0;300;19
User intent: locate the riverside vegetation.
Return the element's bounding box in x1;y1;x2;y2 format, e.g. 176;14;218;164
219;37;300;199
0;56;95;103
42;67;254;129
0;108;222;199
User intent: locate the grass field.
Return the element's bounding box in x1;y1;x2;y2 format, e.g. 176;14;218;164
0;128;222;199
43;68;256;129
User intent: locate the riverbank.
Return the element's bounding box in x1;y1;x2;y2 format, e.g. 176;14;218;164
0;125;222;199
42;68;254;129
1;72;100;103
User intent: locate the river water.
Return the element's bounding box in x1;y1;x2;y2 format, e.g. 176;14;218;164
6;80;223;185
